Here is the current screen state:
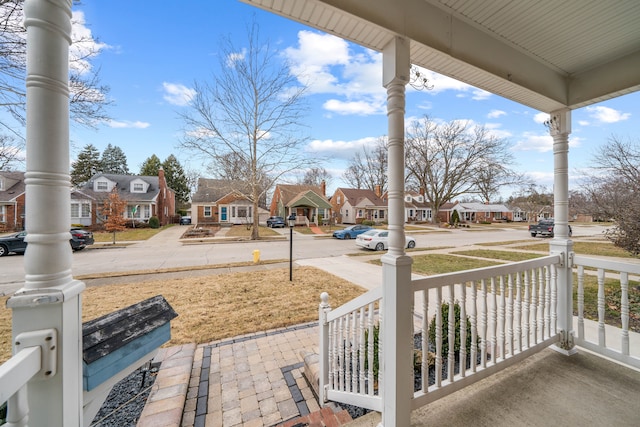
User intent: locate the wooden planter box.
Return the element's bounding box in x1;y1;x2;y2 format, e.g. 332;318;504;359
82;295;177;391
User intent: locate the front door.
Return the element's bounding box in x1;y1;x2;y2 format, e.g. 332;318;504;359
221;206;227;221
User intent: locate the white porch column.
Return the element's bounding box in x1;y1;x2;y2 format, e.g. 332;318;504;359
6;1;85;426
546;109;576;354
380;36;413;427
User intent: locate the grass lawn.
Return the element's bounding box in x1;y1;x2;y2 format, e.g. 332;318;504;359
0;266;365;364
451;249;543;262
515;240;636;258
92;225;171;242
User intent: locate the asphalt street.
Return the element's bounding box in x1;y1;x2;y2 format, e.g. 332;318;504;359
0;223;610;295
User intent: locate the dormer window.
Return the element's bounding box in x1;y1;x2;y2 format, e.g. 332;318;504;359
96;181;108;191
130;179;147;193
405;195;412;202
0;179;3;190
417;196;424;203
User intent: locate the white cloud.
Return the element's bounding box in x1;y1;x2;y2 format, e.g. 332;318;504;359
70;11;111;75
162;82;196;106
512;132;582;152
485;123;512;139
578;120;589;126
226;49;246;68
487;110;506;119
471;89;491;100
306;136;379;160
323;99;385;116
586;106;631;123
533;112;549;124
108;120;150;129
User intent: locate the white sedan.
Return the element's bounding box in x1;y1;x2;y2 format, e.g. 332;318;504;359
355;229;416;251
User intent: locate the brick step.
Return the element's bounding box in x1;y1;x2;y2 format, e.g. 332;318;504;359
275;405;352;427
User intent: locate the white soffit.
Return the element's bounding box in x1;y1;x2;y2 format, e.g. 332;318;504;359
240;0;640;112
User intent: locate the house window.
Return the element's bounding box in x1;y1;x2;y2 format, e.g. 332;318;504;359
96;181;108;191
337;196;341;204
0;205;5;222
232;206;236;217
204;206;212;217
379;210;385;219
133;183;144;192
0;180;3;190
143;205;150;219
71;203;91;218
358;209;363;218
129;205;141;219
345;209;349;217
238;207;247;218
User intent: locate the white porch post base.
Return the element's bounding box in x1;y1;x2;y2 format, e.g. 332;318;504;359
379;36;412;427
547;109;576;354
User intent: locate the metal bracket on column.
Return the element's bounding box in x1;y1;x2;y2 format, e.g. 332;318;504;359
551;251;565;267
14;329;57;380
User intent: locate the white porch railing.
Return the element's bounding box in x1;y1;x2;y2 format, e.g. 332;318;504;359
319;255;563;413
0;329;57;425
573;255;640;369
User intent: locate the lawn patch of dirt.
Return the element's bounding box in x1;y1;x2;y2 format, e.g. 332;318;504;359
0;266;365;363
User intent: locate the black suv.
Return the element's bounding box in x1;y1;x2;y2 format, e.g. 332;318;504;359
266;216;285;228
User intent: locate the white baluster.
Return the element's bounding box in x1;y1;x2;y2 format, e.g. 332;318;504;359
319;292;331;403
359;307;366;394
544;266;551;339
351;310;358;392
507;274;514;357
531;268;538;345
421;290;429;391
367;303;375;395
338;317;345;391
470;281;478;373
499;275;506;361
459;283;467;378
490;277;497;365
435;287;442;387
621;272;629;356
577;265;585;340
515;273;522;353
328;321;335;390
344;314;351;390
377;299;383;394
523;270;530;349
538;267;546;341
597;268;606;347
551;264;558;335
447;285;455;383
480;279;488;369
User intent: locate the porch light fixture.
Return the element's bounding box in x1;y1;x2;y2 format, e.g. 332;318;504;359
288;214;296;281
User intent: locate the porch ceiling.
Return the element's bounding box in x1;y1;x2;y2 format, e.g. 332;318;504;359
240;0;640;112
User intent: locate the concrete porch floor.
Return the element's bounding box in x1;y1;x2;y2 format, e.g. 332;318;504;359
349;346;640;427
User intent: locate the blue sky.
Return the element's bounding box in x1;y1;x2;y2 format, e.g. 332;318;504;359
70;1;638;199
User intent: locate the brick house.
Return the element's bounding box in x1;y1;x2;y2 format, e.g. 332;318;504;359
190;178;258;226
330;186;387;224
0;171;26;232
270;182;332;226
79;169;176;227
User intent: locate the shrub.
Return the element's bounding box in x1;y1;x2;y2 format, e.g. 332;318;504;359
148;216;160;229
362;220;376;226
450;210;460;226
428;301;476;356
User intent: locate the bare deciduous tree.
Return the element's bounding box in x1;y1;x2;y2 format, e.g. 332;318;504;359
584;136;640;255
0;1;111;169
405;116;514;222
507;184;553;222
300;166;332;188
179;21;311;239
342;136;388;193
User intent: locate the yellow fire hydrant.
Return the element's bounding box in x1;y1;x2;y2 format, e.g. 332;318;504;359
252;249;260;263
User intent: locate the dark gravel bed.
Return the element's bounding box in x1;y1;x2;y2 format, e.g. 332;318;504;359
90;361;159;427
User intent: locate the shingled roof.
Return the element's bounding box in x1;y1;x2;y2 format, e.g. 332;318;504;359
337;188;386;208
0;171;25;202
191;178;251;203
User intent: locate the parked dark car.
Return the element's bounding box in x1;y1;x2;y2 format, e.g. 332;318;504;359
332;224;372;239
266;216;285;228
0;231;86;256
70;228;94;245
180;216;191;225
528;219;572;238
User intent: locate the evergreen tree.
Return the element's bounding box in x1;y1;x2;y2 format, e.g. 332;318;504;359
162;154;190;205
139;154;162;176
71;144;101;186
100;144;130;174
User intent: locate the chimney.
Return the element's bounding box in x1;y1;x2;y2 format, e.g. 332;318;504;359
158;166;165;182
321;180;326;196
419;187;425;196
375;184;381;197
